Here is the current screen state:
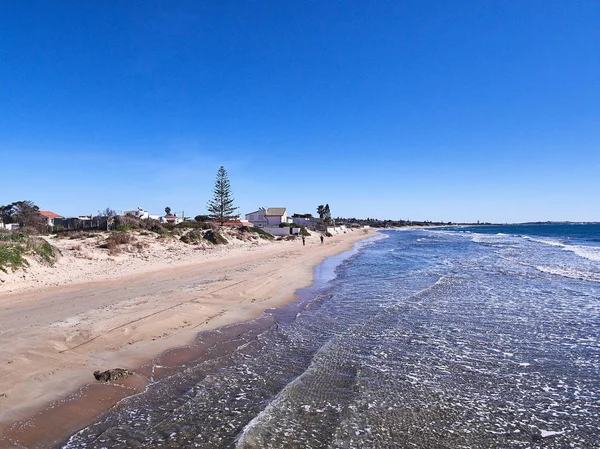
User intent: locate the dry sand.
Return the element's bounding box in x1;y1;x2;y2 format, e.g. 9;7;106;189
0;227;375;447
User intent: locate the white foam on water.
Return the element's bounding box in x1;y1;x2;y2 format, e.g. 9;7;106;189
535;265;600;283
540;429;564;438
523;236;564;247
566;244;600;262
523;236;600;262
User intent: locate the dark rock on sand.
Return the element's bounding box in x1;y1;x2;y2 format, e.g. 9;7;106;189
93;368;133;382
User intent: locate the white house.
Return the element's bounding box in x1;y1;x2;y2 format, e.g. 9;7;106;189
123;207;149;220
160;213;183;225
39;210;63;227
264;208;291;226
245;208;268;227
245;207;292;227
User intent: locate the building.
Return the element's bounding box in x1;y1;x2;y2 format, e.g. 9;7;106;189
123;207;149;220
160;213;183;225
264;208;291;226
0;221;19;231
292;217;318;227
246;207;292;227
245;208;268;227
38;210;63;227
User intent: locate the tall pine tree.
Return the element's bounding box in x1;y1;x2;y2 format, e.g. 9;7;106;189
207;166;238;225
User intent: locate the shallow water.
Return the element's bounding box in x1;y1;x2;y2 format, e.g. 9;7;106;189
63;226;600;448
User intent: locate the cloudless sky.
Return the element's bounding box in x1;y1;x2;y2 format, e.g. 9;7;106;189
1;1;598;223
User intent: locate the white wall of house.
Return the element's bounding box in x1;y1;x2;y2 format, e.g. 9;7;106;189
265;211;288;226
0;223;20;231
245;209;268;227
262;226;300;236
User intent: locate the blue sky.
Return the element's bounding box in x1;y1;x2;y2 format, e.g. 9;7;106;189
1;1;598;223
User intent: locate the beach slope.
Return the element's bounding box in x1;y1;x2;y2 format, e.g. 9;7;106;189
0;228;374;447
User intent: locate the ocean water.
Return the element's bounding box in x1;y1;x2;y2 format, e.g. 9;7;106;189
63;224;600;448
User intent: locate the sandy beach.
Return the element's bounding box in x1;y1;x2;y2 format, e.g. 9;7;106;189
0;228;375;448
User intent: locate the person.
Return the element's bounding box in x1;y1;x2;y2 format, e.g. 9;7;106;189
302;235;306;246
320;234;324;244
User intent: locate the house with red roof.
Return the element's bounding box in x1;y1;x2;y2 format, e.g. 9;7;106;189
38;210;63;227
160;213;183;225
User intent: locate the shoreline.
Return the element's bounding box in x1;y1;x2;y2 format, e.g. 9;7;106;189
0;228;376;448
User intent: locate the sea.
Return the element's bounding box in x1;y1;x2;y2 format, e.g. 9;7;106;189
62;223;600;448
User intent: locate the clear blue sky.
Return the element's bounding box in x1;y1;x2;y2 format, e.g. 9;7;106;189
1;1;598;223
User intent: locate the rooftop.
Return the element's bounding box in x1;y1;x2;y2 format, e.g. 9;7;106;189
266;207;286;216
39;211;62;219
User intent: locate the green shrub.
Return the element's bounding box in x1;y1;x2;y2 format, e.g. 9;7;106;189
249;227;274;239
0;233;29;243
26;237;61;265
204;229;228;245
0;235;60;273
0;244;29;273
278;222;299;228
180;230;204;244
300;226;310;236
140;218;165;233
113;215;141;230
176;221;214;230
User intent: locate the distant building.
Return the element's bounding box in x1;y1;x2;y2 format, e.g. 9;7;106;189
160;213;183;225
245;207;292;227
0;221;19;231
292;217;318;227
245;208;268;227
38;210;63;227
123;207;149;220
265;208;291;226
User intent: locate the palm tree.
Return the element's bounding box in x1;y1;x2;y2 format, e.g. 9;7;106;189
317;205;325;220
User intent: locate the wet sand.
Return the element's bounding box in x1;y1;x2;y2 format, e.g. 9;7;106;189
0;229;375;448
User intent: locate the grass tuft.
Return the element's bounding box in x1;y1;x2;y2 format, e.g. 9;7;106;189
0;234;60;273
248;227;274;239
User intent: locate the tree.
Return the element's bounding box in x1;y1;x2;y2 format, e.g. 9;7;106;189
207;166;238;225
0;203;16;224
98;207;116;217
194;215;210;222
0;200;46;231
316;204;332;224
165;206;172;216
324;204;331;223
317;205;325;220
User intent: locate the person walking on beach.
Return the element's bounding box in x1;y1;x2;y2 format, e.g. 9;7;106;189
302;235;306;246
320;235;324;244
